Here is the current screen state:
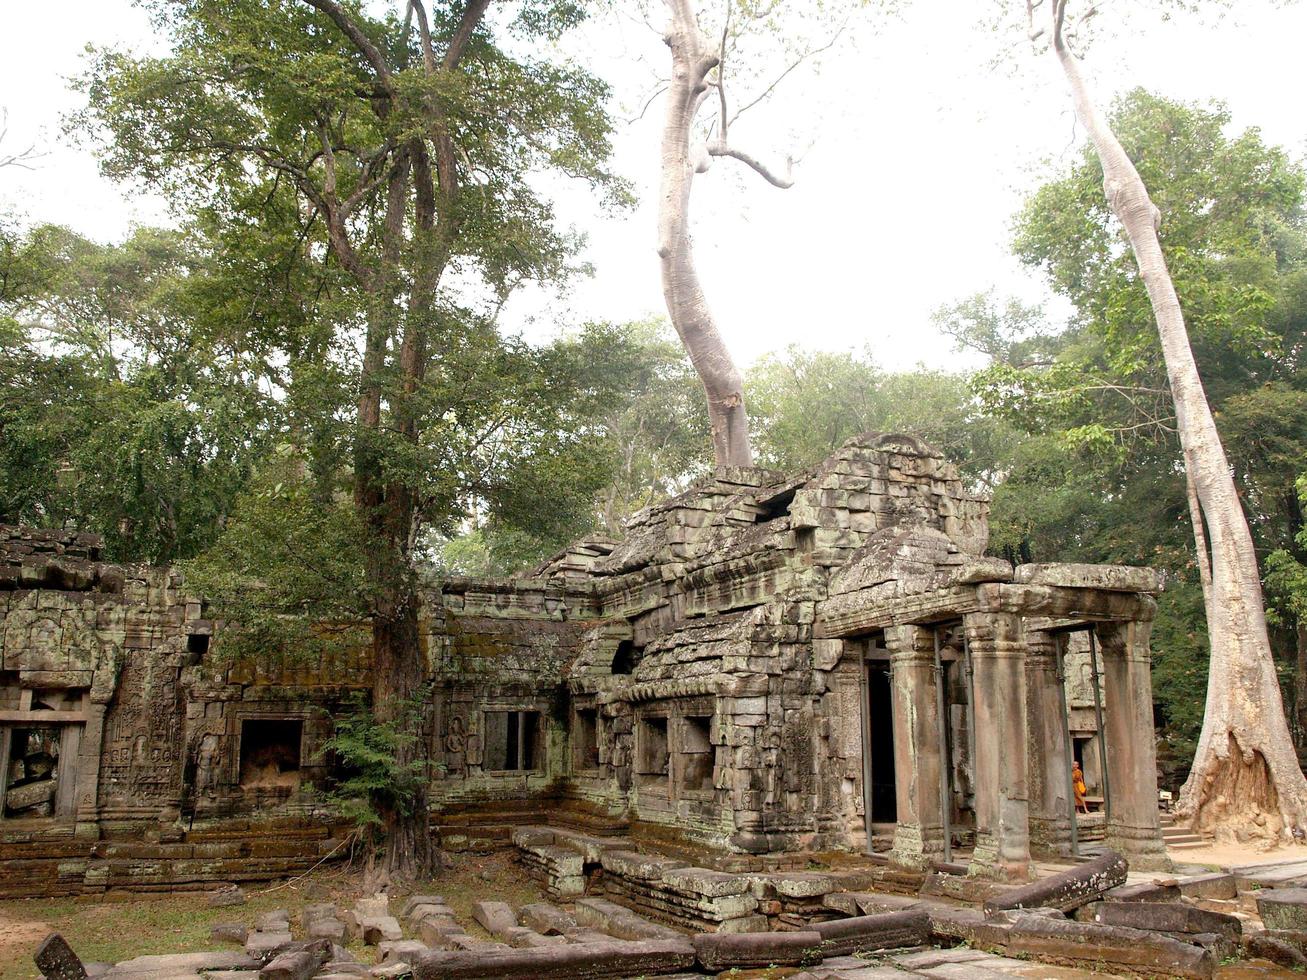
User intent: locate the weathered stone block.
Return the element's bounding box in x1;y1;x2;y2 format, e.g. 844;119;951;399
810;909;931;956
471;901;518;937
412;939;696;979
1005;914;1213;979
34;933;87;980
691;930;821;970
1258;888;1307;932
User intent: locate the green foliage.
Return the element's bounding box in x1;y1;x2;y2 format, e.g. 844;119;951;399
0;222;280;563
318;693;430;841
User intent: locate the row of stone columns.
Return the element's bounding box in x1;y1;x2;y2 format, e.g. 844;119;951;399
883;614;1167;880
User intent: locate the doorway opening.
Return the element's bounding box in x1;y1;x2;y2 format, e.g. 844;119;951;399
866;662;897;824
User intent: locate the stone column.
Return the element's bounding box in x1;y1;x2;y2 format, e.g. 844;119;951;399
1025;630;1072;857
1095;620;1170;871
965;611;1031;881
884;625;945;870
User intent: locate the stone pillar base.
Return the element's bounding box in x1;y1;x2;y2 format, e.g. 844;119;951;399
1106;821;1172;872
1029;815;1073;859
968;830;1032;881
889;823;945;871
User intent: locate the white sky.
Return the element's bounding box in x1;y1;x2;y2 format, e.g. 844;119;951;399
2;1;1306;373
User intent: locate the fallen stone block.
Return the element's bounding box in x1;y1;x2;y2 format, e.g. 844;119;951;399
356;894;391;918
1177;872;1237;901
260;949;325;980
321;963;371;977
502;927;565;948
246;931;294;961
810;909;931;957
209;885;247;908
519;903;577;936
572;897;682;940
257;910;291;932
659;867;751;898
101;951;262;974
824;892;921;918
1246;934;1307;970
361;917;404;945
379;941;430;964
1005;914;1213;978
1104;878;1181;903
402;895;446;917
35;933;87;980
412;938;697;979
1258;887;1307;931
471;901;518;937
210;923;249;945
984;850;1127;914
416;921;466;948
562;929;613;944
303;903;339;924
925;907;1014;949
406;904;453;925
308;918;347;942
370;962;413;978
1080;899;1241;939
691;930;822;971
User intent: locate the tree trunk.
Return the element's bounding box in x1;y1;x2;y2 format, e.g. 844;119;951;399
1296;623;1307;758
658;0;753;467
1049;5;1307;841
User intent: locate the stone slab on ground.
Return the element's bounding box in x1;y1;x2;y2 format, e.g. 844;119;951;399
518;903;577;936
571;897;683;941
925;907;1014;948
411;938;697;979
101;951;262;975
208;886;247;908
690;930;822;970
1080;899;1241;939
256;911;290;932
245;931;294;961
34;933;88;980
211;923;249;945
1176;872;1237;901
1103;878;1181;903
378;940;430;964
361;917;404;945
402;896;446;917
824;892;922;918
1258;887;1307;930
984;850;1127;914
809;909;931;957
307;918;346;942
470;900;518;937
259;948;328;980
1004;913;1213;978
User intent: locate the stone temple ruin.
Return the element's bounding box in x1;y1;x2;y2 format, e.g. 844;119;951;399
0;432;1170;908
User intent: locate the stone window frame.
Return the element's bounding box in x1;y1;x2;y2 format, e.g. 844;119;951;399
673;696;717;801
228;707;310;788
634;706;672;794
570;697;602;774
0;684;90;823
479;704;547;775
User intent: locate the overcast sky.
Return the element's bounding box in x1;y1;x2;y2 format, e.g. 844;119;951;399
3;1;1306;372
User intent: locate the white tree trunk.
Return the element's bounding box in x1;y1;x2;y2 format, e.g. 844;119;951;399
658;0;754;467
1049;6;1307;842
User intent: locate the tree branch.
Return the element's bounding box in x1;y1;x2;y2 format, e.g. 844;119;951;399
707;142;793;188
300;0;393;88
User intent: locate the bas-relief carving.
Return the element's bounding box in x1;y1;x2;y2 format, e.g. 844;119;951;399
99;657;181;806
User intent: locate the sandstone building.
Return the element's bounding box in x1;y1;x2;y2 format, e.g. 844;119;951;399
0;433;1167;898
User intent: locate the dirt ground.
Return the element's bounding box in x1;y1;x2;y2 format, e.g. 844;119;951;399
1168;839;1307;870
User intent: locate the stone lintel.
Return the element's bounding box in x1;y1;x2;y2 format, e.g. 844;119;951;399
816;583;1156;639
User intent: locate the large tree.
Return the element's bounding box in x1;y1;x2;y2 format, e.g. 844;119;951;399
657;0;846;466
80;0;625;878
1023;0;1307;840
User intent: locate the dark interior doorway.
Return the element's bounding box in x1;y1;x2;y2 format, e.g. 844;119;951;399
866;662;897;823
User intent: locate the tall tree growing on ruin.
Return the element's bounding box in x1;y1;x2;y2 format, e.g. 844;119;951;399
80;0;625;878
1026;0;1307;839
658;0;837;466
